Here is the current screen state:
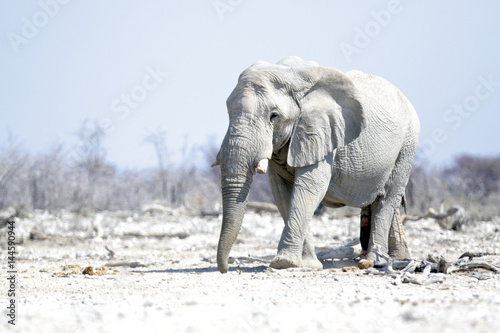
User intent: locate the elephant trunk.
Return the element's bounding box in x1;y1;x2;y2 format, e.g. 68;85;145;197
216;142;254;273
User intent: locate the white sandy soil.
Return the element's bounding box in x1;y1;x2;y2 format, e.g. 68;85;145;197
1;209;499;332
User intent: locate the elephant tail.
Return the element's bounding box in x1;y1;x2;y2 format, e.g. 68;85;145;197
401;195;407;214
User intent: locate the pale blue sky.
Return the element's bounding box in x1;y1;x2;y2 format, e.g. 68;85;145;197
1;1;499;169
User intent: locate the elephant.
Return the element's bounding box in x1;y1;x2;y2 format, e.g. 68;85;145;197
212;56;420;273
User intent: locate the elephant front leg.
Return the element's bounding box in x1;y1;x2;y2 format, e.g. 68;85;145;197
270;160;331;269
301;227;324;269
269;163;323;269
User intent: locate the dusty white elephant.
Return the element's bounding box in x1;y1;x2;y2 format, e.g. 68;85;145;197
212;56;420;273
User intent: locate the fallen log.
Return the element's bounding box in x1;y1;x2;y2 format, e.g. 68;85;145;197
104;261;147;268
441;258;500;274
202;255;274;265
402;203;469;230
366;249;446;285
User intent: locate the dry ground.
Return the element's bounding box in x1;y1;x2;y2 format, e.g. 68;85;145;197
1;208;499;332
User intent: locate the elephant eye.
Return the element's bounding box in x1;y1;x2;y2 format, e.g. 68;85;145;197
270;112;279;122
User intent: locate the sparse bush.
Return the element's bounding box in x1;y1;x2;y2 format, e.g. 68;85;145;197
0;135;29;210
443;154;500;203
0;121;498;220
407;152;500;220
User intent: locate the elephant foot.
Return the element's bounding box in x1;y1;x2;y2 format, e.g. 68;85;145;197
270;252;302;269
364;251;381;263
302;256;323;270
388;246;411;260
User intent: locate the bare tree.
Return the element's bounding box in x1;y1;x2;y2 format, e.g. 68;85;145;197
406;151;449;215
28;144;67;209
145;128;169;201
113;169;152;210
443;154;500;203
0;133;28;209
2;123;498;221
202;136;221;186
68;119;114;211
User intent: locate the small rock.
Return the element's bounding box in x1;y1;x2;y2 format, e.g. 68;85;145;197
342;266;360;272
82;266;95;275
358;259;374;269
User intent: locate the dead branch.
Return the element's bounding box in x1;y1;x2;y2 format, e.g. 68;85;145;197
105;245;115;259
202;255;273;265
367;249;446;285
458;261;500;273
402;204;469;230
459;252;484;259
104;261;147;268
399;264;446;285
442;259;500;274
122;231;189;239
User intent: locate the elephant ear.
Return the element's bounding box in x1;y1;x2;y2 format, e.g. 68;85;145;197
287;67;364;168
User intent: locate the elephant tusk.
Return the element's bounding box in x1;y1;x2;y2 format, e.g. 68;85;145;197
256;159;268;174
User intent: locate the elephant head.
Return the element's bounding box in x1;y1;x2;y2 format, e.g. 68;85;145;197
213;57;363;273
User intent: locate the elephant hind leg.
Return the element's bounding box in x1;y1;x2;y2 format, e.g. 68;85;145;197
360;205;410;260
360;206;371;255
388;208;410;259
366;138;416;261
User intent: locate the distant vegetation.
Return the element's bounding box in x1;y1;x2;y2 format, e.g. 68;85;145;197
1;120;499;220
407;153;500;220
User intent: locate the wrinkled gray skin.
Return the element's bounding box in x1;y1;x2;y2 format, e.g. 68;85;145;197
213;57;420;273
